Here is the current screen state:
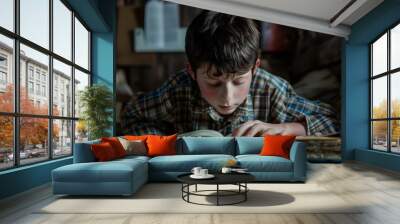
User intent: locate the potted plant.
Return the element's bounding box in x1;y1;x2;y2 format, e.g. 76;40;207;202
79;84;113;140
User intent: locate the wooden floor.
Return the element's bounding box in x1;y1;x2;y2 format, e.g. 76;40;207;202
1;162;400;224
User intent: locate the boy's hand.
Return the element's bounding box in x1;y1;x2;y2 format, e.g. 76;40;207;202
232;120;306;137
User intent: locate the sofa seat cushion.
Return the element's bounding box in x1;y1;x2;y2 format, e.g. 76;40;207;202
236;155;293;172
52;159;147;183
149;154;235;172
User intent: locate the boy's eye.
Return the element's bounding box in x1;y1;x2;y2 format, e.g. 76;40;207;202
233;78;246;85
233;81;245;85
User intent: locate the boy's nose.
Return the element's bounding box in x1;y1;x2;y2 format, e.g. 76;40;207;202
220;85;234;104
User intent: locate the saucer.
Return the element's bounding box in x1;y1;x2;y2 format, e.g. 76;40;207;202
190;174;215;179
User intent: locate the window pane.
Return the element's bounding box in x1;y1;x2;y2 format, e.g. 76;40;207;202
0;0;14;31
75;120;88;143
0;34;14;112
20;117;49;165
0;116;13;170
20;0;49;49
74;17;89;70
372;33;387;76
20;44;49;115
391;120;400;153
391;72;400;118
372;76;387;119
53;119;72;158
372;121;388;151
391;24;400;70
53;0;72;60
74;69;89;118
53;59;72;117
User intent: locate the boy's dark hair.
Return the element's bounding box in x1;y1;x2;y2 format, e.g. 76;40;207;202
185;11;260;78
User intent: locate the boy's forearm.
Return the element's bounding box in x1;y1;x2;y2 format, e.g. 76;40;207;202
279;122;307;136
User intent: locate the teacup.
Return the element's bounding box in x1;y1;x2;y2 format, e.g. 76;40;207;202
199;168;208;176
191;167;202;176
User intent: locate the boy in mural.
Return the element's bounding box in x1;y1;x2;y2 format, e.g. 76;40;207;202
122;11;339;137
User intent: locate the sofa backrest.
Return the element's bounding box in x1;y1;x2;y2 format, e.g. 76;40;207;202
177;137;235;155
235;137;264;155
73;139;100;163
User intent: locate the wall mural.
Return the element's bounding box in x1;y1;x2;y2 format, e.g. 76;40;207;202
116;0;342;162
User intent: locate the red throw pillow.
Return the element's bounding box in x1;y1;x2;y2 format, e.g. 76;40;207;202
101;137;126;158
146;134;177;157
259;135;296;159
91;142;118;161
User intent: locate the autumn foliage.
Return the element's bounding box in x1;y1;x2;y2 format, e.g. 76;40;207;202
0;84;59;150
372;99;400;141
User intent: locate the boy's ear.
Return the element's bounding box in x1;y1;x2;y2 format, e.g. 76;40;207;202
252;58;261;73
186;63;196;80
255;58;261;68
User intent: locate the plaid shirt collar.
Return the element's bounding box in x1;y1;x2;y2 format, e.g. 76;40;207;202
190;82;255;123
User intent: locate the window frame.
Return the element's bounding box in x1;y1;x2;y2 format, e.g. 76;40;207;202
370;20;400;154
0;0;92;171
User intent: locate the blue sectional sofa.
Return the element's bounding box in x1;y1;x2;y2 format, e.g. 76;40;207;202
52;137;307;196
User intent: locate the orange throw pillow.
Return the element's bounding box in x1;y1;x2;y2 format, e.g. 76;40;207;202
259;135;296;159
146;134;177;157
91;142;118;161
101;137;126;158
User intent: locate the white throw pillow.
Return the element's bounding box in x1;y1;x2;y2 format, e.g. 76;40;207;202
118;137;147;156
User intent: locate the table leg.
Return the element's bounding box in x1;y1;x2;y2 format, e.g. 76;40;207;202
217;184;219;206
245;183;247;201
195;184;197;192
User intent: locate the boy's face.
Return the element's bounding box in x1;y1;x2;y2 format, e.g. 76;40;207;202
189;64;255;116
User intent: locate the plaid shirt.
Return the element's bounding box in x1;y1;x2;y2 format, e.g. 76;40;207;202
121;68;339;136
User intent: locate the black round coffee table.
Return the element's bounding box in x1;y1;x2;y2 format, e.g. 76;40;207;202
177;173;255;206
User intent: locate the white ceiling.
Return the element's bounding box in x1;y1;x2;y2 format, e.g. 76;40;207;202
226;0;352;22
164;0;384;38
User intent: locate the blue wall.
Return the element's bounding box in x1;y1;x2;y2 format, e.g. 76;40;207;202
0;0;116;200
343;0;400;171
92;0;117;136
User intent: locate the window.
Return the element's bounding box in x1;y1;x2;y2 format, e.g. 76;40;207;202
0;71;6;85
0;0;91;170
75;17;90;70
28;81;34;94
35;83;40;95
28;67;34;80
35;70;41;81
42;85;46;97
0;54;7;86
20;0;49;49
0;34;13;113
53;59;72;117
41;73;46;83
371;23;400;154
0;0;14;32
0;55;7;67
